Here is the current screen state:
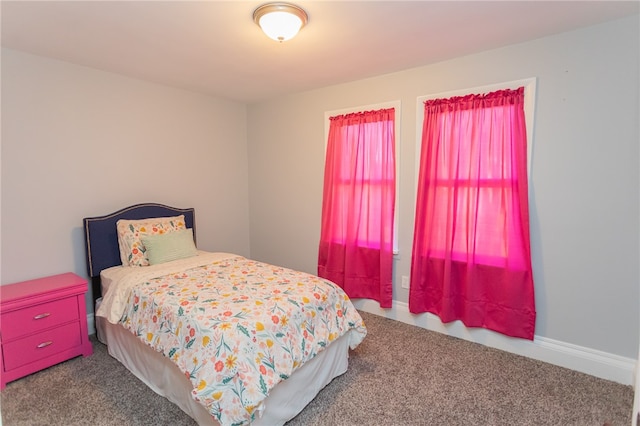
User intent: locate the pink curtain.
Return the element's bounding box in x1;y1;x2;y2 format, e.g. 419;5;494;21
318;108;396;308
409;88;536;339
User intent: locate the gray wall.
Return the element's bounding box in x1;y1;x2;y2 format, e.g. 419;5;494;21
1;48;252;315
247;16;639;358
1;15;637;362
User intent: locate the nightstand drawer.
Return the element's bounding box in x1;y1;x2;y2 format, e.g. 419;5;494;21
1;296;79;341
2;322;82;371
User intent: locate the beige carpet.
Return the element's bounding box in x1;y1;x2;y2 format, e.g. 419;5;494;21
1;311;633;425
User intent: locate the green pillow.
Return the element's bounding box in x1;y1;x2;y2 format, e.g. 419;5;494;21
141;228;198;265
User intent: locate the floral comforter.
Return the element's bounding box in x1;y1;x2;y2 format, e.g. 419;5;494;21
106;253;366;425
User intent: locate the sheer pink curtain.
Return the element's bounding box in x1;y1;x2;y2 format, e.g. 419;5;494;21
318;108;395;308
409;88;536;339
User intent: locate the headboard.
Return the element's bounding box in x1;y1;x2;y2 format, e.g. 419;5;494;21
83;203;195;303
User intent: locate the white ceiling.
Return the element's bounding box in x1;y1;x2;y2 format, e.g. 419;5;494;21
2;1;638;104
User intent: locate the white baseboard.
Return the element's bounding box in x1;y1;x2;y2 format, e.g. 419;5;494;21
88;313;96;336
353;299;637;387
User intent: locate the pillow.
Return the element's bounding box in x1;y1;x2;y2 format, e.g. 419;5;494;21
116;215;185;266
141;228;198;265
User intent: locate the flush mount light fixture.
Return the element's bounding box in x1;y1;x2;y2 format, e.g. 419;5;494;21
253;2;308;42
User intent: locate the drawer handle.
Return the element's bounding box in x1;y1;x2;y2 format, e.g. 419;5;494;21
37;341;53;349
33;313;51;320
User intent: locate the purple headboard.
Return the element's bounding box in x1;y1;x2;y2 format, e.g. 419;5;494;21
83;203;195;302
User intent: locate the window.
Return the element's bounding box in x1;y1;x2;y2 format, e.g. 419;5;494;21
414;79;535;268
324;101;401;253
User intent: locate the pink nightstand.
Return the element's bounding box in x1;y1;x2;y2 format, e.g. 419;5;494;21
0;272;93;389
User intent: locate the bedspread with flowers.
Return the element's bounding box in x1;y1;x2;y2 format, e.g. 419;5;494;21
119;255;367;426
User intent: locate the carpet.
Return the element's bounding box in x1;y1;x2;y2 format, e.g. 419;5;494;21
1;311;633;425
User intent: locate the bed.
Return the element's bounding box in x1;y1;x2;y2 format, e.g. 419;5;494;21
83;203;367;425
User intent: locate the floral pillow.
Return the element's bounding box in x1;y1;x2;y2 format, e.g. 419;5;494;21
116;215;186;267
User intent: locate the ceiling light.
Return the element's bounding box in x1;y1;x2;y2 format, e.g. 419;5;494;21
253;2;308;42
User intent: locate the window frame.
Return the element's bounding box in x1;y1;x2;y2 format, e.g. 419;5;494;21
414;79;536;265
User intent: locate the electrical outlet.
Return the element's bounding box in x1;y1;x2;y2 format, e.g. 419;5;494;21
401;275;410;289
